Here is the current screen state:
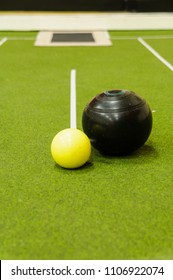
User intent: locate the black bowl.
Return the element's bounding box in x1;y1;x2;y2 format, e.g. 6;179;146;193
82;89;152;155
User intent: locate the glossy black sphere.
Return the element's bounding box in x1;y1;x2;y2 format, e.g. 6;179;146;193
82;89;152;155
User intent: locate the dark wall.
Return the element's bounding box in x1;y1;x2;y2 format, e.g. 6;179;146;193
0;0;124;11
135;0;173;12
0;0;173;12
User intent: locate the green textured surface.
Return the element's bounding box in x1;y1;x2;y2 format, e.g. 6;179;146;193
0;30;173;260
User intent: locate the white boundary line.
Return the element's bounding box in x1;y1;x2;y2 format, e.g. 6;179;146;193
2;34;173;41
142;35;173;39
1;34;173;41
0;37;8;46
111;35;173;40
7;37;35;40
70;69;77;129
137;37;173;72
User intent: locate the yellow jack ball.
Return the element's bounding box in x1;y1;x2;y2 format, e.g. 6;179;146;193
51;128;91;169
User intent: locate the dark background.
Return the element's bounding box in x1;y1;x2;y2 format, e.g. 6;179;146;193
0;0;173;12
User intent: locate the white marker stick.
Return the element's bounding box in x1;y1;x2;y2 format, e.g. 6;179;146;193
70;69;77;129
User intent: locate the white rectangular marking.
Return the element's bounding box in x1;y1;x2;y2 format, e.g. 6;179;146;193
34;31;112;46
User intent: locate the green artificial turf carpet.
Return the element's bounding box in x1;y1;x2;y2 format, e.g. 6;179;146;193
0;30;173;260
